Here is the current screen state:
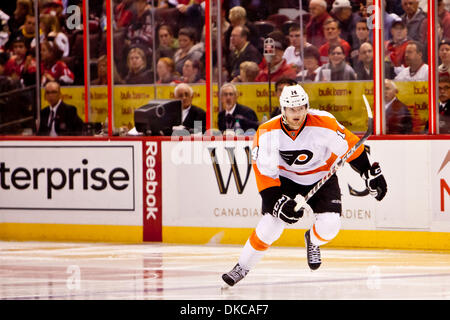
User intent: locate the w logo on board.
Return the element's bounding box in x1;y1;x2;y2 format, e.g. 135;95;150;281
208;146;252;194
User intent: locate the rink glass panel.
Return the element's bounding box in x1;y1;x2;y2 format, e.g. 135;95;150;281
0;1;445;136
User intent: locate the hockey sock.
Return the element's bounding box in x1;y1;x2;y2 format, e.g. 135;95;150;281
238;214;285;270
309;212;341;246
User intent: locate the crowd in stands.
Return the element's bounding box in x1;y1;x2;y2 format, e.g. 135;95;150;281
0;0;449;135
1;0;449;88
0;0;450;86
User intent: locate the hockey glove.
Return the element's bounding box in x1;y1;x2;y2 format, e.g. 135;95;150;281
272;195;304;224
362;162;387;201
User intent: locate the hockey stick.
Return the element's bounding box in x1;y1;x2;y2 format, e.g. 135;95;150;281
294;94;373;211
347;184;370;196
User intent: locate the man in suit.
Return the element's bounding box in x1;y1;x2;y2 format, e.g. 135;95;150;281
438;76;450;133
174;83;206;134
226;25;262;81
384;79;413;134
37;81;84;136
218;83;259;133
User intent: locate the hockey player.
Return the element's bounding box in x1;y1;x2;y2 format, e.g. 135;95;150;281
222;84;387;287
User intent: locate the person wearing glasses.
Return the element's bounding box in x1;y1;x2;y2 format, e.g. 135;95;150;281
316;44;356;81
173;83;206;134
217;83;259;134
37;80;83;136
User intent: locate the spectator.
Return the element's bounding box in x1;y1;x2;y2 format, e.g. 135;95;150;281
173;27;204;75
438;76;450;133
386;0;404;17
384;79;413;134
385;20;409;69
224;6;259;56
395;41;428;81
255;31;297;83
92;55;107;85
41;0;67;32
231;61;260;83
354;42;373;80
218;83;259;133
10;14;35;49
226;25;262;81
31;13;70;57
156;57;179;83
173;83;206;133
40;39;74;85
283;24;312;72
176;0;205;42
316;44;357;81
438;39;450;78
37;80;84;136
9;0;33;33
180;58;204;83
330;0;360;48
354;42;395;80
318;18;351;65
438;0;450;41
0;51;21;92
126;0;153;49
306;0;332;48
350;18;370;66
4;35;36;85
201;0;229;44
124;46;154;84
114;0;134;30
41;0;64;17
400;0;427;42
269;78;298;118
296;45;321;82
155;25;179;61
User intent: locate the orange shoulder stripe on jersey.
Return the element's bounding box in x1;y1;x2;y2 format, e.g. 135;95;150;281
307;113;364;163
249;230;270;251
306;113;338;131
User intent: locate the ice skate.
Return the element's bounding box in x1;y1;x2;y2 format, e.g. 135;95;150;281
305;230;321;270
222;263;249;287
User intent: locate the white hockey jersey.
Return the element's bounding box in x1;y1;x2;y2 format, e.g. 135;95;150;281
252;109;364;192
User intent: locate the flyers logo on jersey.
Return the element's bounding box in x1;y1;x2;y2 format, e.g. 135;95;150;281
280;150;313;166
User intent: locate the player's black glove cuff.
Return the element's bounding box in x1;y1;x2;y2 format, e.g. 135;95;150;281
361;162;387;201
272;195;304;224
